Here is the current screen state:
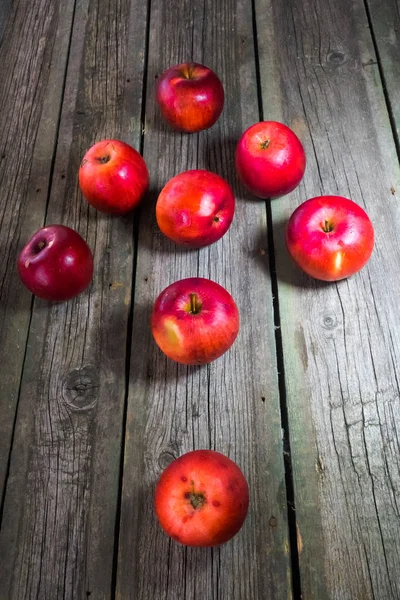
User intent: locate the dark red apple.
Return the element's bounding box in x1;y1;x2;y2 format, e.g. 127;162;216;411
79;139;149;214
235;121;306;198
155;449;249;547
151;277;239;365
156;62;224;133
17;225;94;301
286;195;374;281
156;170;235;248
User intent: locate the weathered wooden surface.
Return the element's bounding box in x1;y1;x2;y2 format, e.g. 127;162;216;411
256;0;400;597
0;0;76;507
0;0;12;42
1;0;400;597
116;0;291;598
366;0;400;144
0;0;147;597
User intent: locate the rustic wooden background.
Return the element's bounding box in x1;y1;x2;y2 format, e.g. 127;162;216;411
0;0;399;598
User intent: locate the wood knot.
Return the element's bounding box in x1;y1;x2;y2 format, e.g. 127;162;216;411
62;366;99;411
158;450;176;470
321;312;337;330
269;516;278;528
327;50;347;66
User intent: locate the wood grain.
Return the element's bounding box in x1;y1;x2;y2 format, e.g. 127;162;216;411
116;0;291;598
0;0;148;597
0;0;12;42
0;0;76;506
366;0;400;144
256;0;400;597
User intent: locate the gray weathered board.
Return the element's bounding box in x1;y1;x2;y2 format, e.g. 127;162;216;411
0;0;147;597
116;0;290;598
256;0;400;597
0;0;77;506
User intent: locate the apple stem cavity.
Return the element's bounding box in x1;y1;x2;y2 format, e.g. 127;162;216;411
34;240;46;254
182;64;195;79
96;155;111;164
260;139;271;150
189;293;202;314
189;491;206;510
322;219;334;233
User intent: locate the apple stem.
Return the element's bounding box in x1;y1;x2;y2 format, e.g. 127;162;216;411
189;293;201;314
322;219;334;233
183;64;194;79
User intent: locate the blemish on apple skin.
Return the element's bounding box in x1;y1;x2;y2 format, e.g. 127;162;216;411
228;478;238;491
181;476;187;482
212;500;221;507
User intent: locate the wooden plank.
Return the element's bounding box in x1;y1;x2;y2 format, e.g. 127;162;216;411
117;0;291;598
0;0;148;597
0;0;76;507
366;0;400;143
0;0;12;42
256;0;400;598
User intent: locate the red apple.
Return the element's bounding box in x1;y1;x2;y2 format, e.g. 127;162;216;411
151;277;239;365
79;139;149;214
156;62;224;133
155;449;249;547
17;225;94;301
156;170;235;248
235;121;306;198
286;195;374;281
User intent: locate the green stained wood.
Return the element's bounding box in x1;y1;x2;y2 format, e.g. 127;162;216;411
256;0;400;597
366;0;400;143
116;0;291;598
0;0;148;597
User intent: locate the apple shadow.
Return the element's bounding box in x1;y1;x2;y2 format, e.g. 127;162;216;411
136;187;205;258
268;216;335;291
122;475;213;598
201;134;238;191
127;302;208;385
